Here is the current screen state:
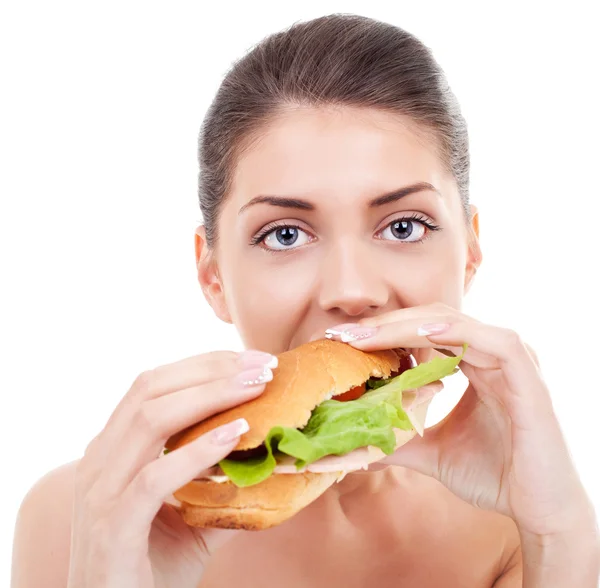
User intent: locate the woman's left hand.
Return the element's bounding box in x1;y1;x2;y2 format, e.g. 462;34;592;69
325;303;595;538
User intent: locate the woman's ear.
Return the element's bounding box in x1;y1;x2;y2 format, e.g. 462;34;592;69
464;204;482;294
195;226;233;324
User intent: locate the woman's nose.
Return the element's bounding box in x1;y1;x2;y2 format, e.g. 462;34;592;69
318;240;389;317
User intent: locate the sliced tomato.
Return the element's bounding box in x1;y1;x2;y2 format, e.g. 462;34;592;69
398;352;414;374
335;383;366;402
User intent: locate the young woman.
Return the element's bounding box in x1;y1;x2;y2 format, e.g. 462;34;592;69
11;13;598;588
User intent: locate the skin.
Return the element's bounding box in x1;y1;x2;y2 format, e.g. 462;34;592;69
197;105;599;586
11;106;599;588
200;106;477;354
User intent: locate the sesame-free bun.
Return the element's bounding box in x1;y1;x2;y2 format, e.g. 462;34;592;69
166;339;405;530
166;339;401;452
174;471;342;530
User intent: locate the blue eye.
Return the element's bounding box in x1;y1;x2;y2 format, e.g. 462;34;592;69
377;214;440;243
380;219;425;242
254;224;313;251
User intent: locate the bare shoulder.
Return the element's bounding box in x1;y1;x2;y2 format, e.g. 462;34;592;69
11;460;79;588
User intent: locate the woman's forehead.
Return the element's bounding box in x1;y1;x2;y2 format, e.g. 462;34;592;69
227;106;452;214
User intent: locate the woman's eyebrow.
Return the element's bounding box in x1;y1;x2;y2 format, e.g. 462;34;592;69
239;196;314;215
368;182;440;207
238;182;440;215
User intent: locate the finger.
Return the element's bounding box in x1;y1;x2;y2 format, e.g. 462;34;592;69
524;342;541;368
92;369;272;500
358;303;458;328
404;380;444;409
384;382;483;476
131;350;275;400
112;350;276;431
190;526;241;560
325;315;457;348
423;321;538;375
310;303;459;343
114;418;250;540
326;316;462;355
83;350;276;470
382;427;440;478
423;322;552;414
326;316;498;369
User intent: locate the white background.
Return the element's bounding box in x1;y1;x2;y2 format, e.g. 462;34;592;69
1;1;599;584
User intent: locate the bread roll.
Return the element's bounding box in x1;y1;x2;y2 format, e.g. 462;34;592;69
166;339;407;530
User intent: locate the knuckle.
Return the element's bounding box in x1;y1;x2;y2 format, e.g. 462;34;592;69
204;350;240;376
88;517;114;550
132;369;156;397
503;329;524;351
133;401;162;441
197;357;240;387
74;459;86;481
223;355;245;376
133;466;160;499
83;436;98;459
76;443;102;493
206;350;238;362
81;485;104;516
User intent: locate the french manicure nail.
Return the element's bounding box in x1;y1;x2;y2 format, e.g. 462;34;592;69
339;326;378;342
417;323;451;336
237;350;278;370
211;418;250;445
324;323;361;340
235;367;274;387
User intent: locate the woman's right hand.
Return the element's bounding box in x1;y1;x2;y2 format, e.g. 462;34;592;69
67;349;277;588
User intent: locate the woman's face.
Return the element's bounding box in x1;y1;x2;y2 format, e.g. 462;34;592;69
197;106;480;355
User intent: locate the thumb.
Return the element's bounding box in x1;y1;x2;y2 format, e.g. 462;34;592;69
385;428;440;478
387;382;479;479
157;502;241;563
195;527;242;558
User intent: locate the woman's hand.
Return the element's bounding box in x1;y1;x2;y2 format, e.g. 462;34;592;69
68;349;277;588
324;304;596;538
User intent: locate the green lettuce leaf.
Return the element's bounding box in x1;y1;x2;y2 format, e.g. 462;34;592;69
219;345;466;487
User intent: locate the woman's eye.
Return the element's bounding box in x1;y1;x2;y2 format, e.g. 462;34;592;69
262;226;312;250
379;219;426;242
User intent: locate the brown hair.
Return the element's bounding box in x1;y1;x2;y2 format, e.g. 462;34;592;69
198;13;470;247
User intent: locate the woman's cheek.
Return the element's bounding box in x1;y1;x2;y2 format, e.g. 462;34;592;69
383;243;463;306
232;256;315;354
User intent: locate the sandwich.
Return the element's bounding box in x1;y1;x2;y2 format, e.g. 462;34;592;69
164;338;463;530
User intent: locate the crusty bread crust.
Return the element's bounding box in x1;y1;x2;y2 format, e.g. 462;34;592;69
165;339;401;452
166;339;406;530
174;472;340;530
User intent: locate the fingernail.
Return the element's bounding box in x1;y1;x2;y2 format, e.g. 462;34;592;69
235;366;274;387
340;326;378;342
211;418;250;445
325;324;377;342
237;350;278;370
324;323;360;340
417;323;451;336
